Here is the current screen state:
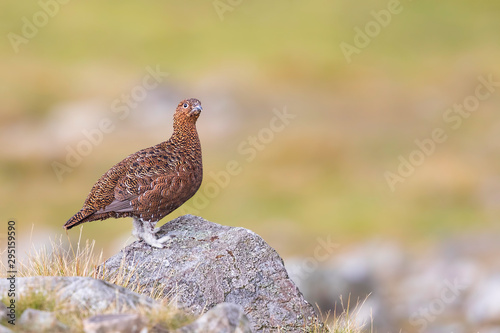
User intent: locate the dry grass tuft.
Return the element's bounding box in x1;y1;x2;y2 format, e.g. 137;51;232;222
327;295;372;333
17;228;103;278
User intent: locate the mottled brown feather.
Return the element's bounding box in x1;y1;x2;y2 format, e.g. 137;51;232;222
64;98;203;229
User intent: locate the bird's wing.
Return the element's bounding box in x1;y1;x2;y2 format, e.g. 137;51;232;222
95;145;180;214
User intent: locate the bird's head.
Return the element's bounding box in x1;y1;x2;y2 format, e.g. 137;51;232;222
174;98;202;124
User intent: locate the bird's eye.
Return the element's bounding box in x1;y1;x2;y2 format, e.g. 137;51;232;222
183;103;188;108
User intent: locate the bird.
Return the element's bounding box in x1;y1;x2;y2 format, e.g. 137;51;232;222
64;98;203;248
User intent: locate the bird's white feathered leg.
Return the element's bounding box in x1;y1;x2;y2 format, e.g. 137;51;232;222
151;220;172;244
132;217;143;238
133;218;171;248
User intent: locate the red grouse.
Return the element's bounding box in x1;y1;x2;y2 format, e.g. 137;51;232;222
64;98;203;248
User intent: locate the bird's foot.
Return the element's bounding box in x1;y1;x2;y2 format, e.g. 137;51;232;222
156;234;172;244
140;231;172;249
132;218;170;248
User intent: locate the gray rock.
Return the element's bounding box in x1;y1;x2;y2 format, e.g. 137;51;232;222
0;276;157;315
0;325;13;333
97;215;321;332
176;303;252;333
18;308;67;332
83;313;146;333
57;277;157;313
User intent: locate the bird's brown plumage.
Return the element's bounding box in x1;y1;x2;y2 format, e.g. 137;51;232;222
64;98;203;232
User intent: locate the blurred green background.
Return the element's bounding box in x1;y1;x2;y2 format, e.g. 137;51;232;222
1;0;500;258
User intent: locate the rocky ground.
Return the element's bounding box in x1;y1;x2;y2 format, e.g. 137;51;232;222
286;232;500;333
4;215;496;332
0;215;323;333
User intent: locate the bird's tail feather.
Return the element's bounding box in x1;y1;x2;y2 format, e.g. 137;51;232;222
64;208;94;230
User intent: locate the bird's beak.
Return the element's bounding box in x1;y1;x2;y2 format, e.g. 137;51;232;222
190;105;202;116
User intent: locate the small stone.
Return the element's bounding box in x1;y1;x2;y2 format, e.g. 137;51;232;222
57;277;157;314
176;303;252;333
18;308;66;332
83;313;146;333
0;276;158;316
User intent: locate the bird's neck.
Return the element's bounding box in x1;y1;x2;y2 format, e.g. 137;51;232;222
170;122;201;152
